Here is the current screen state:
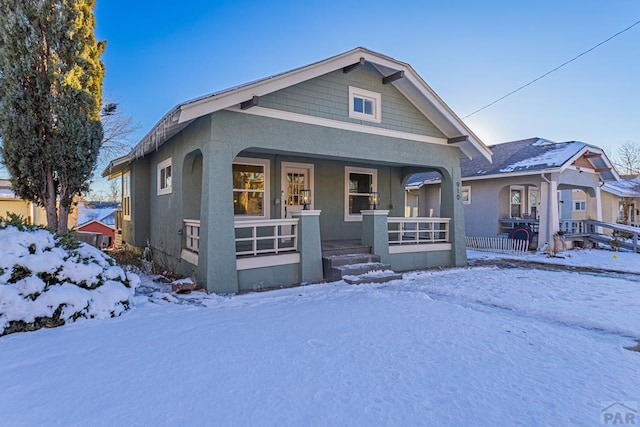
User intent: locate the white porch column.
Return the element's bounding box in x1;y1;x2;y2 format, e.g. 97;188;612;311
548;179;559;246
595;186;603;234
538;181;549;250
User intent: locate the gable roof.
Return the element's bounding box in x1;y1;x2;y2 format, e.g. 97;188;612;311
410;137;619;185
77;203;118;227
76;219;115;231
104;47;491;178
602;176;640;197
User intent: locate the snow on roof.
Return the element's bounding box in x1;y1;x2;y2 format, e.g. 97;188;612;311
77;207;117;227
497;139;585;173
602;176;640;197
405;137;617;188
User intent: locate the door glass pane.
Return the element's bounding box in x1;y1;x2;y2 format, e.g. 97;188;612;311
286;172;306;206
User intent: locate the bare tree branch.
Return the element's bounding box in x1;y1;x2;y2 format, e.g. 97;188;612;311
612;141;640;177
98;98;139;168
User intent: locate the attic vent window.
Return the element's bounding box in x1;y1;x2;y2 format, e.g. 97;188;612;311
348;86;381;123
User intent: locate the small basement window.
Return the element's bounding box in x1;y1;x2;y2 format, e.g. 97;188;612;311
348;86;381;123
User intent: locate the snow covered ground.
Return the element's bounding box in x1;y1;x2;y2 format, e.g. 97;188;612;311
1;248;639;426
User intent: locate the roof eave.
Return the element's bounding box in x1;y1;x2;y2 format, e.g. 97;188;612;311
123;47;492;164
102;154;131;179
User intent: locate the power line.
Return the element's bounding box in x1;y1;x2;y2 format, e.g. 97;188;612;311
462;18;640;119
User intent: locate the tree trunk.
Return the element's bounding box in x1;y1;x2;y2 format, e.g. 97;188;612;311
44;169;58;231
58;203;70;234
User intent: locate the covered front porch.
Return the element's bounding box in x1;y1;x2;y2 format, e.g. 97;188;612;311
496;178;605;250
181;203;454;292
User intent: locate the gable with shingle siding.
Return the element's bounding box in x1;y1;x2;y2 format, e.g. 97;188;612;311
260;63;445;139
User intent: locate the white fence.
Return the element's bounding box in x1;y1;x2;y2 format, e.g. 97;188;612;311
388;217;450;245
465;236;529;255
234;219;299;256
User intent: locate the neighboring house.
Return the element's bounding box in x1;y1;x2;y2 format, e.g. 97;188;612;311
76;220;116;249
75;200;118;228
75;201;119;249
407;138;618;249
103;47;491;294
601;176;640;227
0;179;47;226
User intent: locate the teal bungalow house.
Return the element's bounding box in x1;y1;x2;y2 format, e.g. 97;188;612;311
104;48;492;293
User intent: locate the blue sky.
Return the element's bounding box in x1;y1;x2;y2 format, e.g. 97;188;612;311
76;1;636;193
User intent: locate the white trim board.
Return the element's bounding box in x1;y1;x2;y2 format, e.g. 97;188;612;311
389;243;452;254
181;249;198;266
236;253;300;270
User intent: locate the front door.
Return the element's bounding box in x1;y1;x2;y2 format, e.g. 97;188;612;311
281;162;313;218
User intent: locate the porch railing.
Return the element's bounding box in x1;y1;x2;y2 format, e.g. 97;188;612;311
184;219;200;252
388;217;450;244
234;219;299;256
559;220;587;234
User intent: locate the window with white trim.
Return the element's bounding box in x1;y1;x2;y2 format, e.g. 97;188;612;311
345;166;377;221
510;185;524;218
233;157;270;218
528;187;539;218
461;185;471;205
573;200;586;212
348;86;381;123
122;171;131;220
157;158;172;195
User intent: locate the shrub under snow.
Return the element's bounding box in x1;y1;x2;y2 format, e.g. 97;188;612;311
0;224;139;336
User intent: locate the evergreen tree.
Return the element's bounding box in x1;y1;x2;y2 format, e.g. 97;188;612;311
0;0;105;233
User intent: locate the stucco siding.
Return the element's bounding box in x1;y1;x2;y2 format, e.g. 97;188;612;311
237;263;300;292
260;64;445;138
457;177;542;237
144;117;212;267
129;86;466;292
601;191;620;225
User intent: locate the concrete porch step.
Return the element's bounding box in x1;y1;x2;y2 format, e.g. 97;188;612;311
323;253;381;282
322;249;403;284
343;270;404;285
334;261;390;278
